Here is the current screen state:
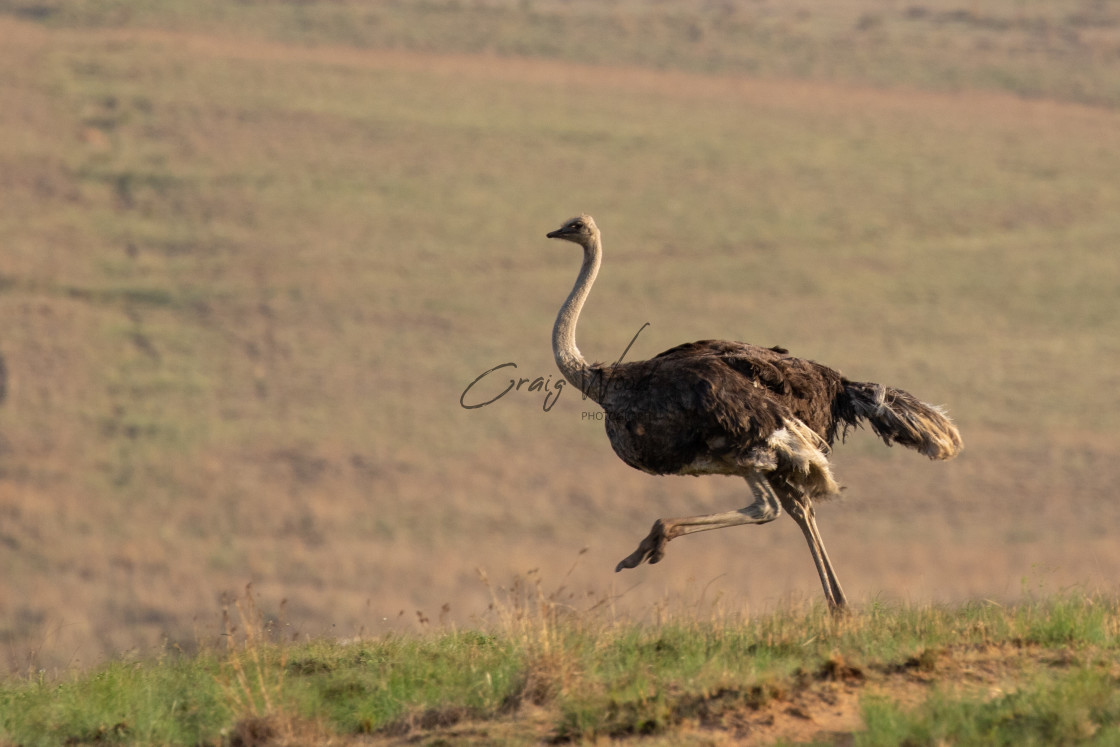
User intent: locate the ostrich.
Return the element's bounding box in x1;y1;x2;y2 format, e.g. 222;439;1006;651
546;214;962;611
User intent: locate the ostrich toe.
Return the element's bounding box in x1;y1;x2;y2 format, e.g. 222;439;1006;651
615;519;669;571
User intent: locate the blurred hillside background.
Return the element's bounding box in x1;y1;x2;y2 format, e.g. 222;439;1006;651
1;0;1119;672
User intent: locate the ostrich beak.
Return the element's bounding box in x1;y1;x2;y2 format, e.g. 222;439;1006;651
547;225;579;240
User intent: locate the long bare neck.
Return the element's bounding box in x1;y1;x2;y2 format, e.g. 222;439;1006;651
553;233;604;402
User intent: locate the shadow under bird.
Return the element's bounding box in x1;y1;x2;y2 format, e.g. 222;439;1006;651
545;214;963;611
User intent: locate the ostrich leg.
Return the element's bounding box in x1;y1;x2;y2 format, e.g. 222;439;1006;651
615;473;782;571
779;490;848;612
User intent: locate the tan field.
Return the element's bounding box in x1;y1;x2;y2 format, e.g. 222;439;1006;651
1;1;1120;673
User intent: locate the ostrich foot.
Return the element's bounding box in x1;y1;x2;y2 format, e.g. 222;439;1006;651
615;519;669;571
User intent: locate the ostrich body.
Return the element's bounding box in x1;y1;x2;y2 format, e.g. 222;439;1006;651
546;214;962;610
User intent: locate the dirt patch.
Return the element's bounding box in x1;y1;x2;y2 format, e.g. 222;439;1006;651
353;643;1066;745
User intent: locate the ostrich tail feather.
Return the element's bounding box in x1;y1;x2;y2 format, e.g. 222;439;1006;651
841;381;963;460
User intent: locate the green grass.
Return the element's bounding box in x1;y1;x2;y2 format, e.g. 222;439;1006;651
0;654;229;746
4;594;1120;744
861;669;1120;746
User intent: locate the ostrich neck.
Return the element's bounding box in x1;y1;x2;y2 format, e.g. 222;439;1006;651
553;235;604;403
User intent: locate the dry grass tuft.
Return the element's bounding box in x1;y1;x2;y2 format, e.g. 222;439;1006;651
218;585;300;744
478;562;598;708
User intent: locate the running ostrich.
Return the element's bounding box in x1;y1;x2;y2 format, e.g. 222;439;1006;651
546;214;962;611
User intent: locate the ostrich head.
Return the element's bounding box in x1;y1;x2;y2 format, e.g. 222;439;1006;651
546;214;599;245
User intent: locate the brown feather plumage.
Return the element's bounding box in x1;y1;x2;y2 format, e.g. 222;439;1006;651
590;341;845;480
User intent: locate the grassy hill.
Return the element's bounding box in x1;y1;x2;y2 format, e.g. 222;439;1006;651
1;0;1119;707
3;591;1120;745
